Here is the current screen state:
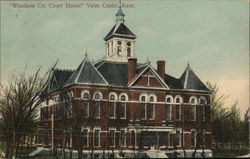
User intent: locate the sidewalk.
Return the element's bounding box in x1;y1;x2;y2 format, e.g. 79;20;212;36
236;153;250;158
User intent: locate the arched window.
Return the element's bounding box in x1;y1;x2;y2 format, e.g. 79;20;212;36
93;91;102;118
189;96;198;121
81;91;89;118
199;97;207;122
148;95;156;119
166;95;173;120
67;91;74;98
109;92;118;118
189;96;198;105
140;95;147;119
174;95;182;120
119;94;127;119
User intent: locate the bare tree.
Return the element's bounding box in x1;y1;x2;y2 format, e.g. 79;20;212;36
0;66;54;159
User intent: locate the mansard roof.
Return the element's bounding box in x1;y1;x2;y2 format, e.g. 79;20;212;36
104;23;136;41
65;56;108;86
179;64;210;91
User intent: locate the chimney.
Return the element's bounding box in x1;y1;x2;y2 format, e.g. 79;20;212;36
157;60;165;79
128;58;137;83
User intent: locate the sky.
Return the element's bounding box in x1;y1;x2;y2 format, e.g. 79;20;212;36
0;0;249;116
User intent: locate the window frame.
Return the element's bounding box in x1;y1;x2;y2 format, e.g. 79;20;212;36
119;93;128;119
109;128;116;147
93;128;101;147
191;129;196;147
120;128;126;147
109;93;118;119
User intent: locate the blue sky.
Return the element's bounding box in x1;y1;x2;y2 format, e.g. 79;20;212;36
1;0;249;115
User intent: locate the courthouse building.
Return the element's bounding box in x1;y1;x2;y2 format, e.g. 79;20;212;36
38;6;212;154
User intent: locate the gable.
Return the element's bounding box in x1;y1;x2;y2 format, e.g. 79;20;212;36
130;67;169;89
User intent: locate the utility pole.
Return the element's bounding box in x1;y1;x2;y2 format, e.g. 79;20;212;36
51;114;54;152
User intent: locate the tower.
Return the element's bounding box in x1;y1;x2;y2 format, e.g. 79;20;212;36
104;4;136;62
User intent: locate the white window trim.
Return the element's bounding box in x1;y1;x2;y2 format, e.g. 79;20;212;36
199;96;207;104
109;128;116;147
202;105;206;121
109;102;116;119
119;92;129;101
70;132;72;147
141;103;147;120
81;90;90;99
167;104;172;121
93;128;101;147
174;95;183;104
120;128;127;147
148;94;156;120
81;127;90;147
191;129;197;147
109;92;118;101
120;102;127;119
82;100;89;118
166;95;174;104
189;96;198;105
148;103;155;120
176;104;181;120
139;93;148;102
93;91;103;100
175;129;182;147
191;105;196;121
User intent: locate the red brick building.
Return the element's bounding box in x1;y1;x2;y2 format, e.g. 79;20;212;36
38;6;212;156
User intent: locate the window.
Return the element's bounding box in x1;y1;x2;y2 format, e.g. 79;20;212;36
127;47;131;57
201;105;205;121
200;98;206;122
174;96;182;104
109;129;115;147
119;95;127;119
175;130;181;146
109;94;116;118
166;95;173;121
191;105;196;121
120;129;126;146
93;92;102;118
176;105;181;120
166;105;172;120
201;129;206;146
148;96;155;119
82;128;88;147
140;96;147;119
191;130;196;147
82;93;89;118
117;41;122;55
93;129;100;147
190;96;198;105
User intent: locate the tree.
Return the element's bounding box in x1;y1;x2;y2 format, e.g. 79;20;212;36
0;66;54;159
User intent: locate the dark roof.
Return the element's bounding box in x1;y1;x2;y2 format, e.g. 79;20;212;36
164;74;182;89
49;59;209;92
49;69;74;92
104;23;136;41
96;61;129;86
179;65;210;91
65;56;107;86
